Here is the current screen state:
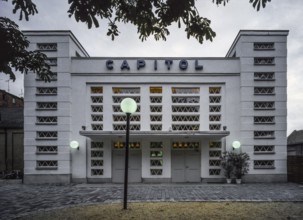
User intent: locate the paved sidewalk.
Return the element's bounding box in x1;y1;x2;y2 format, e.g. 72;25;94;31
0;182;302;219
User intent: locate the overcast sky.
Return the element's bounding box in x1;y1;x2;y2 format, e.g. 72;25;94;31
0;0;302;135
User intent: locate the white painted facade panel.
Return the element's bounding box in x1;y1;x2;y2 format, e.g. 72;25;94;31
23;30;289;183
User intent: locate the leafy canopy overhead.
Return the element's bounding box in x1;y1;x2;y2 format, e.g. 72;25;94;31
8;0;271;44
0;17;52;82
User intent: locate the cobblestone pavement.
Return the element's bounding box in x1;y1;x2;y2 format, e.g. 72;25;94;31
0;182;302;219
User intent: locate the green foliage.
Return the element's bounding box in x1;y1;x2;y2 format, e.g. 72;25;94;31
0;17;53;82
221;151;250;179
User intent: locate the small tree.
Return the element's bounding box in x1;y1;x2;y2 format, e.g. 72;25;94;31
232;152;250;179
220;151;234;179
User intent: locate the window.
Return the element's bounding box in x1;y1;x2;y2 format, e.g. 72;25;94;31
91;87;103;94
37;43;57;51
36;87;57;95
150;115;162;122
209;150;221;157
254;42;274;50
209;87;221;94
150;124;162;131
254;57;275;65
254;87;275;95
150;87;162;93
151;106;162;112
254;102;275;110
209;115;221;122
36;131;57;140
254;131;275;139
172;142;199;149
254;145;275;154
172;115;199;122
36;72;57;81
254;116;275;124
209;169;221;175
91;124;103;130
254;72;275;81
36;102;57;110
150;142;163;176
113;124;140;131
36;160;58;169
36;116;57;125
150;96;162;103
209;124;221;130
112;87;140;94
36;146;58;154
172;87;200;94
91;96;103;103
172;96;199;103
254;160;275;169
172;124;199;131
45;58;57;66
90;141;104;176
209;106;221;112
113;96;140;103
209;96;221;103
172;106;199;112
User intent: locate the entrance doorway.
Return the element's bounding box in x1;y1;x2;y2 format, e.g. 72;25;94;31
171;150;201;182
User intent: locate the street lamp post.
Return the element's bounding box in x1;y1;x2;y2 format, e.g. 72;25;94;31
120;98;137;210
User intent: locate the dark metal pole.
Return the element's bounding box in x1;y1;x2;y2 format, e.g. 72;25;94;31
123;113;130;210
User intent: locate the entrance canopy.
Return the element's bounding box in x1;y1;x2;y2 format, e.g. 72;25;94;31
80;130;230;139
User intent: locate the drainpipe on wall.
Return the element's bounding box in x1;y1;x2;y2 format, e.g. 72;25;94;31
4;128;8;171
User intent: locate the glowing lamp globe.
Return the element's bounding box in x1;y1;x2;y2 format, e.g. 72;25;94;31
70;140;79;149
232;141;241;149
120;98;137;114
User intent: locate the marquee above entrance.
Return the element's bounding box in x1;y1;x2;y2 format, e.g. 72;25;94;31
80;130;230;139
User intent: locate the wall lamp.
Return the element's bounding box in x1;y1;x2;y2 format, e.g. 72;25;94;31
70;140;80;150
232;141;241;150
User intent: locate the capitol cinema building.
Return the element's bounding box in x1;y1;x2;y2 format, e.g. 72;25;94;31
23;30;289;183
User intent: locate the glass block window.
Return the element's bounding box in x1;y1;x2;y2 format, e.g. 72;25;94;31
172;106;199;112
36;102;57;110
113;96;140;103
172;87;200;94
254;42;274;50
91;96;103;103
36;160;58;169
209;96;221;103
209;115;221;122
254;145;275;154
209;106;221;112
209;141;222;149
172;96;199;103
172;142;199;149
113;105;140;112
254;131;275;139
172;124;199;131
209;87;221;94
150;141;163;176
150;150;163;157
254;87;275;95
113;124;140;131
91;169;104;175
150;142;163;148
91;106;103;112
151;124;162;131
91;87;103;94
150;115;162;122
37;43;57;51
254;160;275;169
150;96;162;103
209;150;221;157
209;160;221;166
36;131;57;139
151;106;162;112
92;124;103;130
36;87;57;95
90;141;104;176
113;115;140;122
254;57;275;65
36;146;58;154
113;142;141;149
150;87;162;93
254;102;275;110
45;58;57;66
254;116;275;124
36;116;57;125
209;169;221;175
112;87;140;94
172;115;199;122
254;72;275;81
92;115;103;122
36;72;57;81
209;124;221;130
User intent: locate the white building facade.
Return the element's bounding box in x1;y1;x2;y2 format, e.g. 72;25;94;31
23;30;288;183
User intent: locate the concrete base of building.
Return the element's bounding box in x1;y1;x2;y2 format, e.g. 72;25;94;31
24;174;71;184
201;178;225;183
243;174;287;183
87;178;112;183
143;178;171;183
